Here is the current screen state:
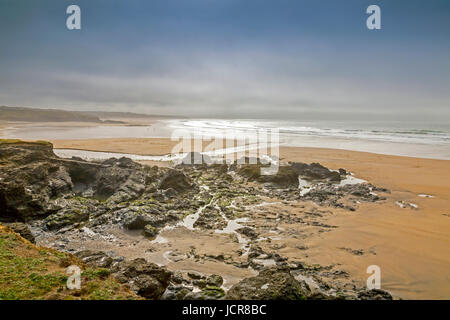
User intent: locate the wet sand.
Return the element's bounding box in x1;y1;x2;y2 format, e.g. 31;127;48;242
279;147;450;299
44;137;450;299
52;138;189;156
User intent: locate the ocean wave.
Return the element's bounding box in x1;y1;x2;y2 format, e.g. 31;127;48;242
167;119;450;146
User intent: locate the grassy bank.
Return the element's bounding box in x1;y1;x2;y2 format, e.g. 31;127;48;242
0;224;139;300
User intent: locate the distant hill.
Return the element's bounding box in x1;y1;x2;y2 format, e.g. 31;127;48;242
0;106;101;122
0;106;182;122
82;111;182;119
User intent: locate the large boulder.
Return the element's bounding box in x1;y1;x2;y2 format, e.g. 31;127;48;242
158;169;192;192
291;162;341;182
226;267;311;300
237;165;299;188
111;258;172;299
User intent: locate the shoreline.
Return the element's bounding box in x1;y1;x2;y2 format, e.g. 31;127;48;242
2;120;450;160
47;137;450;161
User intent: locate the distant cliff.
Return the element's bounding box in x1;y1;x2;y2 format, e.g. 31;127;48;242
0;106;101;122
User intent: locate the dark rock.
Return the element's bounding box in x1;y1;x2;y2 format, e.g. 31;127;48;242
206;274;224;287
179;152;212;166
0;140;154;222
299;182;388;209
74;250;113;268
45;205;90;230
183;286;225;300
171;271;184;284
358;289;393;300
121;212;152;230
291;162;340;182
143;224;158;238
161;284;193;300
237;165;299;188
6;222;35;243
307;291;338;300
226;267;311;300
339;247;364;256
111;258;172;299
0;141;73;221
236;227;258;240
119;206;178;230
201;286;225;299
132;274;165;299
187;271;203;280
193;279;207;288
193;207;227;230
158;169;193;192
183;291;205;300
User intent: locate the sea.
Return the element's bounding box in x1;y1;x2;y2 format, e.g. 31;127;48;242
2;118;450;160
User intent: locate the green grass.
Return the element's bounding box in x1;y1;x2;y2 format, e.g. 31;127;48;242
0;225;139;300
0;234;67;299
0;139;53;146
201;286;225;298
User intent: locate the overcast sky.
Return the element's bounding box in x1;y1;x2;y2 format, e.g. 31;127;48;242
0;0;449;120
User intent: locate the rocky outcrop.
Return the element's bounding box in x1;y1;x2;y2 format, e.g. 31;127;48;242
0;141;152;222
299;183;387;209
226;267;311;300
0;140;195;229
66;157;148;202
0;141;73;221
235;160;345;188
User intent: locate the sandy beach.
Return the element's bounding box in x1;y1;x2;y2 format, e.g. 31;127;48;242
279;147;450;299
44;137;450;299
